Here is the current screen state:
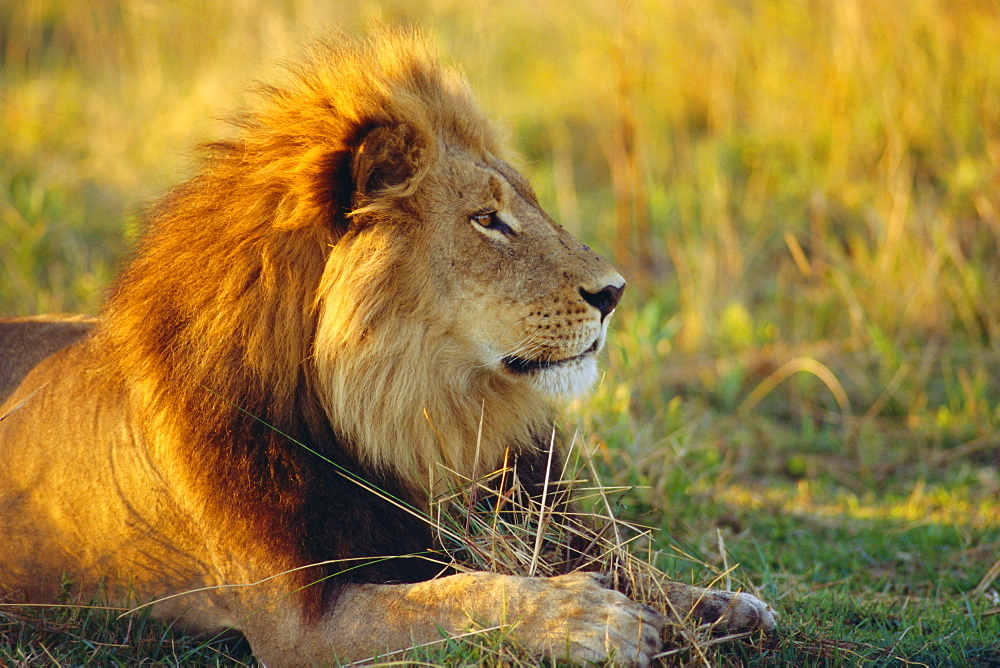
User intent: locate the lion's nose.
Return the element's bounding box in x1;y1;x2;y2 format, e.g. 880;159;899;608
579;281;625;321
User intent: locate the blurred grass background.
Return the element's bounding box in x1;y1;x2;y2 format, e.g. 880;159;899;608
2;0;999;664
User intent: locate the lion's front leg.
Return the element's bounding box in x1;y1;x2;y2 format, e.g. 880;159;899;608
244;571;664;666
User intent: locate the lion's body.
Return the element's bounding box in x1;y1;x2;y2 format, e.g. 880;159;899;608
0;334;232;632
0;31;773;665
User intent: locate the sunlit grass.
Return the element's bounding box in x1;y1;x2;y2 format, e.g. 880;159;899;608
709;480;1000;529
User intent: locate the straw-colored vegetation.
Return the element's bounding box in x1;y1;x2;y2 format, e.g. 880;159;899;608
2;0;998;665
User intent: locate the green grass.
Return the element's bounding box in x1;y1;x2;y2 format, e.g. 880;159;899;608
0;598;253;666
2;0;999;665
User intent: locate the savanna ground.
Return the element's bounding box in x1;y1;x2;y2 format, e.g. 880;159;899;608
1;1;998;665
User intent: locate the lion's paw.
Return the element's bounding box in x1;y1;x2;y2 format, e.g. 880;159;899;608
689;588;778;633
517;572;664;666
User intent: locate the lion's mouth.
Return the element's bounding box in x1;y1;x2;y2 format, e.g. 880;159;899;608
502;339;600;376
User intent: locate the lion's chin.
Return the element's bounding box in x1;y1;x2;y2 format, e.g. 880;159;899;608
503;353;599;397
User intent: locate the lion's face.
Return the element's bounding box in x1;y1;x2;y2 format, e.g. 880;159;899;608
313;136;624;476
399;148;625;397
240;47;626;476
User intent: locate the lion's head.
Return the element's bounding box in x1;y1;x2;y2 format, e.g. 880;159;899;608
97;30;623;490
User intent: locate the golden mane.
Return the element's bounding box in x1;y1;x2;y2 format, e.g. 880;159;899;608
93;29;547;493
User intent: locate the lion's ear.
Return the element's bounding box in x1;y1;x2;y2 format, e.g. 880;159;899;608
351;123;430;205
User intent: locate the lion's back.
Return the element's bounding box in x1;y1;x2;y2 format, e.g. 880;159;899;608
0;315;95;406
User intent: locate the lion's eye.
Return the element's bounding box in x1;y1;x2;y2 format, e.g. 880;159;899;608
471;211;514;236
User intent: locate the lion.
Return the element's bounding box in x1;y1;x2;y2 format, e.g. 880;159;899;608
0;30;775;666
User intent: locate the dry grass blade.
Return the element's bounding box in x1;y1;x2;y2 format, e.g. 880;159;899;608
972;558;1000;598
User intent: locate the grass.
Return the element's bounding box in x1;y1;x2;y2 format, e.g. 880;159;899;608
0;601;253;666
2;0;999;665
